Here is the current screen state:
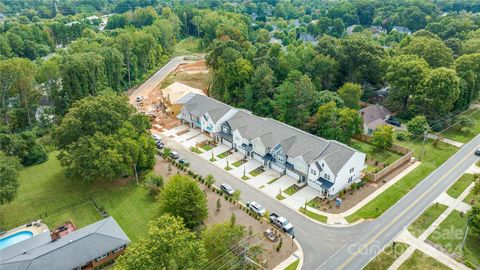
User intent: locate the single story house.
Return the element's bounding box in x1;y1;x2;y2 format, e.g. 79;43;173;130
179;94;366;198
360;104;391;136
161;82;205;117
0;217;130;270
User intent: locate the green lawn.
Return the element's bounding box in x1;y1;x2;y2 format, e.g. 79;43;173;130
284;186;299;196
284;259;299;270
364;242;409;270
346;138;458;223
349;139;403;167
447;174;474;199
408;203;448;237
442;109;480;143
217;151;231;159
298;207;328;223
190;147;203;154
276;194;286;200
173;37;203;56
398;250;450;270
241;175;250;180
0;153;159;242
464;189;480;205
200;144;213;151
428;210;480;268
249;168;263;177
225;165;232;171
232;159;246;167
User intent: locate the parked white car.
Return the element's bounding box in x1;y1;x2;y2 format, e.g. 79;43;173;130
247;201;266;216
136;96;144;102
152;133;161;142
220;183;235;196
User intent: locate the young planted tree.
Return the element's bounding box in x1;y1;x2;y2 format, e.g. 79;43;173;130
371;125;394;150
115;214;206;270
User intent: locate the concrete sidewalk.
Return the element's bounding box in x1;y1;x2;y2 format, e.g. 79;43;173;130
390;178;474;269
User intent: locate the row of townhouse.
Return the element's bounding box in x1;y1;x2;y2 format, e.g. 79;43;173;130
178;94;367;198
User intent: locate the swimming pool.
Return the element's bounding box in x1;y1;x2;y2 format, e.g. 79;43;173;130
0;231;34;249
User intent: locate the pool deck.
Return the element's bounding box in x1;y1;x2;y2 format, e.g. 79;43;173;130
1;221;49;239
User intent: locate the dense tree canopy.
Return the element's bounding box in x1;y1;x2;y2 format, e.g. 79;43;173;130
115;214;206;270
55;92;156;183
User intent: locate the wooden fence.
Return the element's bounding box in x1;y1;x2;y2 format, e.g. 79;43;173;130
353;135;414;182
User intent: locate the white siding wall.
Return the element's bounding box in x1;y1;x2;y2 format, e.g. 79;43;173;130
330;152;366;196
307;158;335;193
211;109;238;133
251;138;267;156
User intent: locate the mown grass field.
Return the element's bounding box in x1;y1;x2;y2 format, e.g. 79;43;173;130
408;203;448;237
398;250;450;270
0;153;159;242
427;210;480;269
364;242;409;270
442;109;480;143
346;137;458;222
447;174;474;199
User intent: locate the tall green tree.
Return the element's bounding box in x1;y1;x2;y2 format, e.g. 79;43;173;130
410;68;460;122
158;175;208;229
245;63;275;116
402;36;453;68
406;115;430;136
115;214;206;270
272;72;316;128
385;55;430;116
453;53;480;110
55;92;155;183
338;82;362;109
202;221;246;270
0;151;21;205
308;101;362;143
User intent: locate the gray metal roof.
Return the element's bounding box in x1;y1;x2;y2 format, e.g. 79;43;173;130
1;217;130;270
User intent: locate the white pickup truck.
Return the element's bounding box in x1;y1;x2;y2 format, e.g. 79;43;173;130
269;213;294;236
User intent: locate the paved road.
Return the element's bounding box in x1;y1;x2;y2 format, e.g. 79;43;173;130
128;56;198;104
160;132;480;270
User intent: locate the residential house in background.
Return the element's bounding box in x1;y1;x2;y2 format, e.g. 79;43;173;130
392;26;412;35
35;94;54;123
360;104;391;136
179;94;366;198
0;217;130;270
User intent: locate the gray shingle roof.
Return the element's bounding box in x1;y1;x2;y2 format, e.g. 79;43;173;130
360;104;390;130
183;94;362;175
183;94;231;123
1;217;130;270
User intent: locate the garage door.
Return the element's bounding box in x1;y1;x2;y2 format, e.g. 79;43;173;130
222;138;233;148
252;152;263;162
286;169;300;180
271;163;285;173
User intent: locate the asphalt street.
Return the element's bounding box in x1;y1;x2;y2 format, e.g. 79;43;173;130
128;55;196;104
160;132;480;270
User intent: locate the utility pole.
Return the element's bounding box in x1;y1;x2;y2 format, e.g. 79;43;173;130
419;130;428;161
